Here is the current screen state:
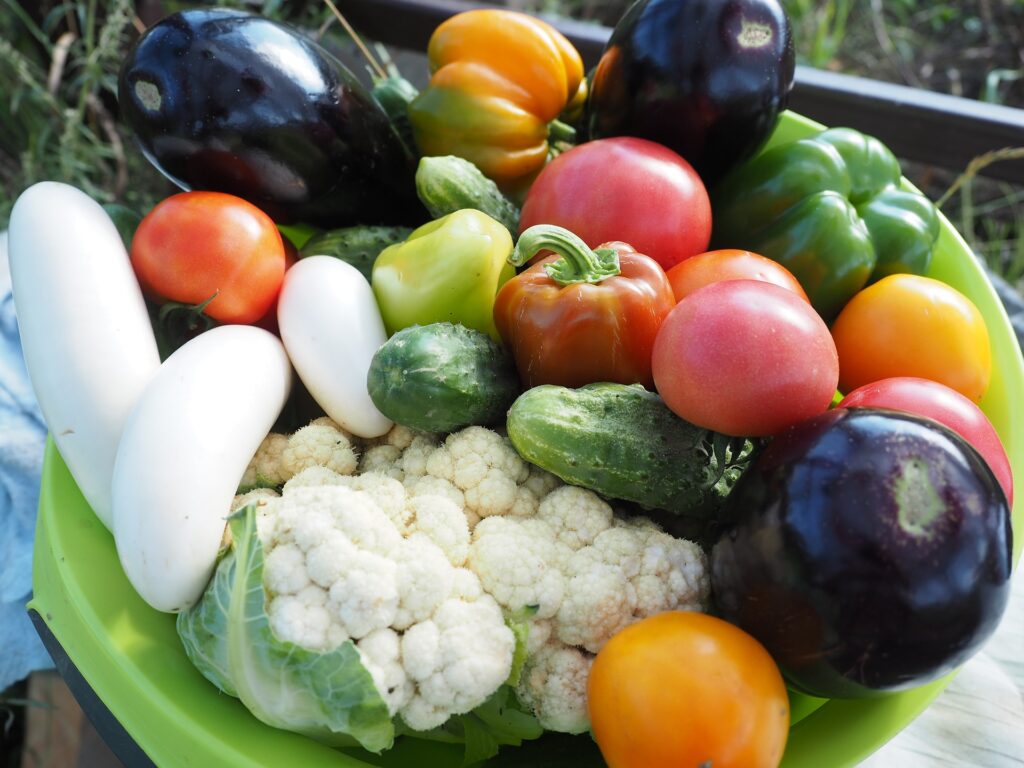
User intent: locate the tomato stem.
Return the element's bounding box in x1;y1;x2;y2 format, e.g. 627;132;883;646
511;225;620;285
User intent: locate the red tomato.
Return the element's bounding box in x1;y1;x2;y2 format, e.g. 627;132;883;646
652;280;839;436
588;612;789;768
519;137;711;271
838;377;1013;505
666;249;809;303
131;191;286;324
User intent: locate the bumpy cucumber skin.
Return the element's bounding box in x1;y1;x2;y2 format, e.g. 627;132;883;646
415;156;521;233
368;323;520;432
507;383;755;516
300;225;412;282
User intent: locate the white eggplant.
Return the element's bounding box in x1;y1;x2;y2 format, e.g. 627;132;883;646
277;255;392;438
112;325;291;613
8;182;160;530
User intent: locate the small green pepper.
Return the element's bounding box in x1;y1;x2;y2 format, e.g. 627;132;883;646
711;127;940;320
371;209;515;341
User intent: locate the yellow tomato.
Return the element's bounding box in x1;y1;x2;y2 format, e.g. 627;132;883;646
588;612;789;768
831;274;992;400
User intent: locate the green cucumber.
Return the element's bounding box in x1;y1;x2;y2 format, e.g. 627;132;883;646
416;156;520;233
368;323;520;432
300;225;412;282
506;383;756;517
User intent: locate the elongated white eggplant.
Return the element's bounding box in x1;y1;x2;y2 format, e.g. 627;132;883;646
277;256;392;438
8;182;161;530
112;325;291;612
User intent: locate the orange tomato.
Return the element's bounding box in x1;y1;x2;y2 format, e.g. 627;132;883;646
588;611;789;768
831;274;991;400
665;249;809;303
131;191;286;324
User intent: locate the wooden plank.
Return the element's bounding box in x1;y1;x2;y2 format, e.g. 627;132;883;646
22;671;84;768
20;671;122;768
335;0;1024;182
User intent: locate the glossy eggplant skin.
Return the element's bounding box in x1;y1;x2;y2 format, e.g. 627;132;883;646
118;9;425;227
711;408;1012;699
586;0;794;185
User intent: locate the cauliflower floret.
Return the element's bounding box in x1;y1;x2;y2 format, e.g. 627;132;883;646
326;548;399;639
267;592;334;651
334;472;411;532
400;597;514;729
406;494;471;567
264;542;311;595
523;465;561;500
537;486;614;550
626;528;710;617
552;524;710;654
398;434;441;479
448;568;483;601
525;619;553;656
425;427;532;519
556;558;637;653
239;432;289;490
359;445;404;478
516;642;593;734
360;433;440;481
392;538;455;630
365;423;418;450
357;628;414;715
282;466;349;492
308;416;356;441
282;423;358;477
468;517;567;619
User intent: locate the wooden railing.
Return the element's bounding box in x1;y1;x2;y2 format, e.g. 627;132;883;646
336;0;1024;183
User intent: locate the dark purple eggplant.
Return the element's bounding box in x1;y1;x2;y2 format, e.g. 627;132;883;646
710;407;1012;699
586;0;794;185
118;9;426;227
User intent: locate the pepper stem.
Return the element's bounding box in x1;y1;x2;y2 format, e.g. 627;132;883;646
548;119;577;145
510;225;621;285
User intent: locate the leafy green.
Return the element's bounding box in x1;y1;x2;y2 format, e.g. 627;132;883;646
177;505;395;753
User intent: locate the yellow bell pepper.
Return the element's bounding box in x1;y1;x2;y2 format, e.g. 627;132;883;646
408;9;585;195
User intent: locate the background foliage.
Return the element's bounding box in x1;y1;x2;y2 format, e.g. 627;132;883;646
0;0;1022;278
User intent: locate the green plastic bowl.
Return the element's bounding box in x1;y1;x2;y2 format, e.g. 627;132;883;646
29;111;1024;767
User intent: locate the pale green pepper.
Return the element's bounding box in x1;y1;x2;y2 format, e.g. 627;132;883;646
371;209;514;341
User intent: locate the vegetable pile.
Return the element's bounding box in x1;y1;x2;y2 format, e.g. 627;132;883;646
6;1;1017;767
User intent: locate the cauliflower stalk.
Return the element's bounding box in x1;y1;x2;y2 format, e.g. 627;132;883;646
221;419;709;742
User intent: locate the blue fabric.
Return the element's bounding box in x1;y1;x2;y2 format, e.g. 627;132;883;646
0;231;53;691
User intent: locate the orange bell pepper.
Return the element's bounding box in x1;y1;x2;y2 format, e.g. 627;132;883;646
408;9;585;195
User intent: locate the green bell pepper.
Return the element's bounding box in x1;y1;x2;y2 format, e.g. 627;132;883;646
711;127;940;320
371;209;515;341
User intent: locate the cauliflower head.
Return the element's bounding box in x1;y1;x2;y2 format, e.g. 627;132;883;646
256;482;513;731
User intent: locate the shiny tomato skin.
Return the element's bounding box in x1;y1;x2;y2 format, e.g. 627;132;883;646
131;191;286;324
666;249;809;303
588;611;789;768
830;274;992;400
839;377;1013;505
652;280;839;437
519;137;711;271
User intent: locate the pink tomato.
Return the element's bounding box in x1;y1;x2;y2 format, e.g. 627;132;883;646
652;280;838;437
